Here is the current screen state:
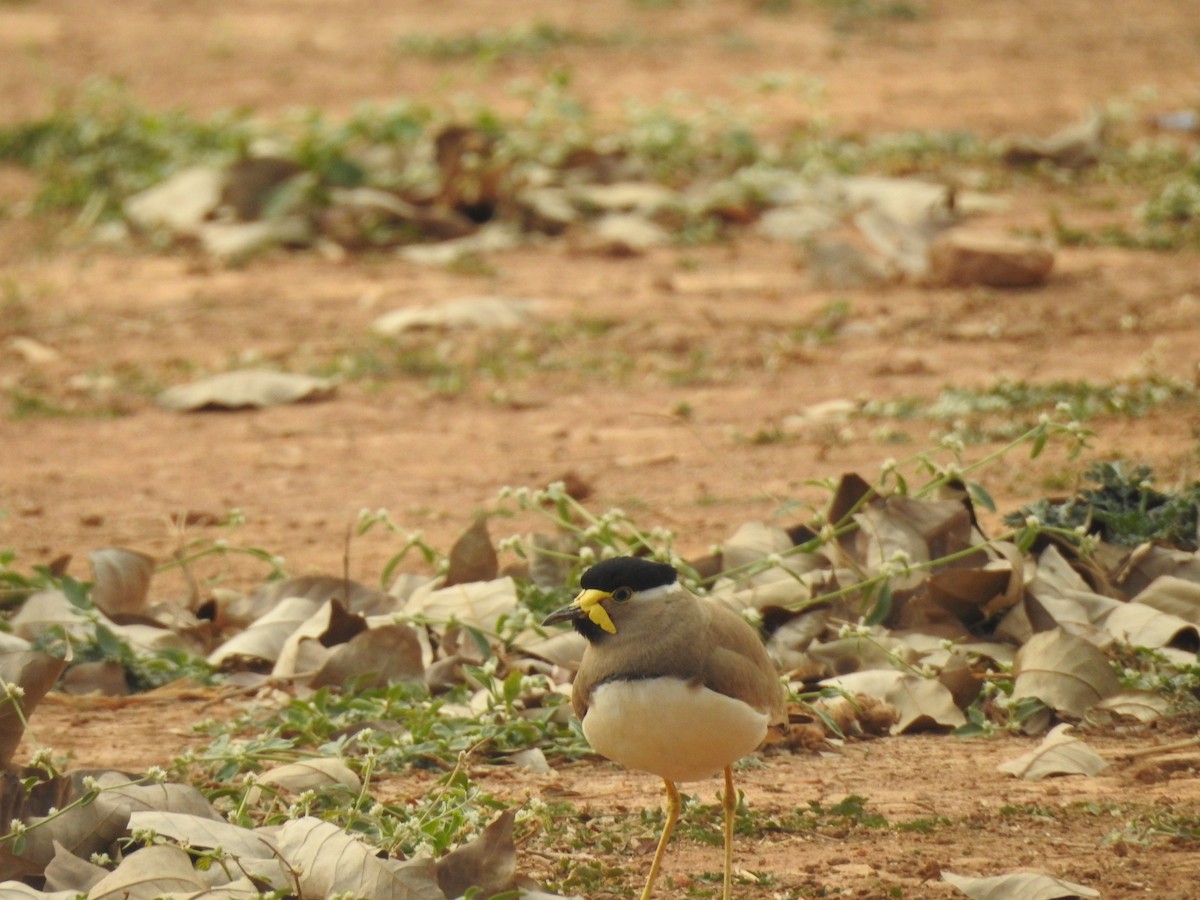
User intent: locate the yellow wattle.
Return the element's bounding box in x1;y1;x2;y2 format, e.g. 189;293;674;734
575;588;618;634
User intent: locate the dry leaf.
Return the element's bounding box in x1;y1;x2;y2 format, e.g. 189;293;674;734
926;568;1012;624
1133;574;1200;624
101;778;223;819
88;843;206;899
443;517;499;587
58;660;128;697
1103;602;1200;650
942;869;1099;899
43;839;107;892
997;724;1108;780
275;816;444;900
127;810;278;859
257;758;362;796
89;548;156;619
1011;628;1121;718
310;622;425;690
0;883;78;899
371;296;538;335
404;577;519;634
13;793;129;878
1087;690;1172;724
157;369;335;411
208;596;323;668
822;669;964;733
0;650;68;767
436;810;517;899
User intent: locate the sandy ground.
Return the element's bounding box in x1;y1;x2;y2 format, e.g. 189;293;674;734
4;1;1200;896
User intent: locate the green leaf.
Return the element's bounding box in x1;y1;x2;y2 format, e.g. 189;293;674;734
864;582;892;627
61;575;92;610
1030;428;1048;458
966;480;996;513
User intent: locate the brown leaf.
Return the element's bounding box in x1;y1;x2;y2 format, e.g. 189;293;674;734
996;724;1109;780
89;547;155;619
87;843;206;899
0;650;68;767
157;369;335;411
319;597;368;648
59;660;129;697
942;868;1099;899
44;838;108;892
1012;628;1121;718
926;568;1012;625
276;815;445;900
436;810;517;899
310;623;426;690
444;517;498;587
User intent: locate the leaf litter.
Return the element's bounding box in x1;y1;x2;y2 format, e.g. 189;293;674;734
4;463;1200;897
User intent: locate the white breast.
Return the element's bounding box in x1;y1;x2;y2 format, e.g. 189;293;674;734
582;677;770;783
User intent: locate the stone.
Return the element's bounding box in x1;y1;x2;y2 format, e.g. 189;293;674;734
928;230;1055;288
123;166;224;236
587;213;670;256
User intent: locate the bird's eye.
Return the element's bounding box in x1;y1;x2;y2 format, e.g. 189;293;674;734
611;586;633;602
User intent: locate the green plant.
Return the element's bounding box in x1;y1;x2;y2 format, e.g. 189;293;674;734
1006;461;1200;550
0;78;252;215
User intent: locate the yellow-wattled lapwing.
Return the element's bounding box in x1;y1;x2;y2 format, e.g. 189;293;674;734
544;556;785;900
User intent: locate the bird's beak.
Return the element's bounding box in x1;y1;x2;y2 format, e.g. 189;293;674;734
542;588;618;634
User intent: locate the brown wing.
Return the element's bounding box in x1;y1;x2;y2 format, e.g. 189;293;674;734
700;604;787;725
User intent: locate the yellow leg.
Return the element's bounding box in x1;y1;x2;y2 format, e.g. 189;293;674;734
722;765;735;900
641;778;680;900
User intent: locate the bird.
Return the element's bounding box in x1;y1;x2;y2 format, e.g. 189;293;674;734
543;556;786;900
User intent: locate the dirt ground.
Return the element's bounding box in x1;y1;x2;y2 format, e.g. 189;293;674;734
4;1;1200;897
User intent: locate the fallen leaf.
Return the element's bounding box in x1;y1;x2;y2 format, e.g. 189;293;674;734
822;669;964;734
1086;690;1172;724
1133;574;1200;624
127;810;277;859
371;296;538;335
310;622;426;690
403;577;519;634
0;650;68;767
436;811;517;899
997;724;1109;780
942;869;1099;899
208;596;323;668
14;793;129;878
275;816;444;900
257;757;362;796
43;839;107;892
1103;601;1200;650
1011;628;1121;718
88;843;206;899
89;548;156;619
443;517;499;587
157;369;335;411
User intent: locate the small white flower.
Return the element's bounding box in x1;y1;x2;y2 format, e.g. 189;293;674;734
741;607;764;629
82;775;100;794
1024;514;1041;529
146;766;167;784
578;546;596;563
3;682;26;700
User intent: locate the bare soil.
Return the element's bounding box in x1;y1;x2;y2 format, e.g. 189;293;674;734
4;2;1200;897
